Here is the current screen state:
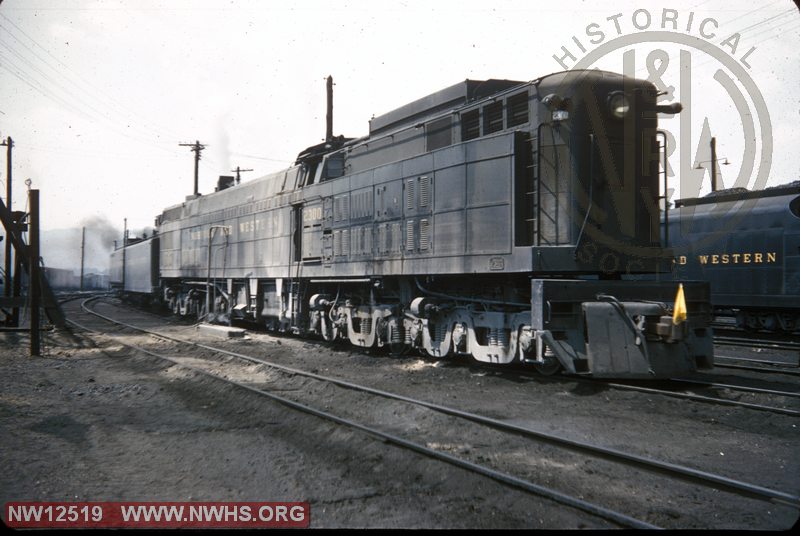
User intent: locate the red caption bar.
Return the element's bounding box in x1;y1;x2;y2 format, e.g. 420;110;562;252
5;502;310;528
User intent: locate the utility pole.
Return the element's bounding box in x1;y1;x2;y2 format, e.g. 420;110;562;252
179;140;207;196
325;75;334;143
230;166;253;184
710;136;717;192
29;189;40;356
122;218;127;292
1;136;12;305
80;226;85;291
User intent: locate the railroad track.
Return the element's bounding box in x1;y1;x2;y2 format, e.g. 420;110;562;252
73;295;800;414
668;378;800;399
713;334;800;353
62;296;799;528
474;365;800;417
713;355;800;377
103;296;800;415
596;378;800;417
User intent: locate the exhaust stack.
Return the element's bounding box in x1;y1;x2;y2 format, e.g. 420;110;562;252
325;75;333;143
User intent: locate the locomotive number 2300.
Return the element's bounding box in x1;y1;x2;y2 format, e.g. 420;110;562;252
303;206;323;223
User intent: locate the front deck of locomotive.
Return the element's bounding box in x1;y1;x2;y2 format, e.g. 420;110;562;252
524;70;714;378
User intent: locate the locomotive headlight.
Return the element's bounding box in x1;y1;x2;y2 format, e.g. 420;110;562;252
608;92;630;119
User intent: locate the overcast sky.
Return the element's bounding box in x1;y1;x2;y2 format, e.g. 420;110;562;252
0;0;797;237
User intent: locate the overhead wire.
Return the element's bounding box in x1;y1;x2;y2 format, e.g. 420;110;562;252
0;12;298;174
632;6;798;76
0;12;186;143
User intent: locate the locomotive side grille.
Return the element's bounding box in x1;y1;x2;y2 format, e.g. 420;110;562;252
351;190;372;219
483;101;503;135
378;224;387;254
461;109;480;141
352;226;361;255
507;92;529;127
419;176;430;208
391;222;402;253
406;179;415;211
333;230;342;256
353;225;371;256
420;218;430;250
333;194;350;222
360;226;372;256
406;220;415;251
341;229;349;257
364;225;372;255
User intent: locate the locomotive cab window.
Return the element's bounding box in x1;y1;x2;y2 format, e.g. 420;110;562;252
299;162;316;187
301;160;322;187
321;152;345;181
426;116;452;151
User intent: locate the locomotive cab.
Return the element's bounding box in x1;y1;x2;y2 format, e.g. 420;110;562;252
529;70;673;276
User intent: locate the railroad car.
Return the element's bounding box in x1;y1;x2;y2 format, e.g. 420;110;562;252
109;237;159;298
667;182;800;332
111;69;715;378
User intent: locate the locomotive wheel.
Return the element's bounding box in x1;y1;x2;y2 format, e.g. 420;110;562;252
533;355;562;376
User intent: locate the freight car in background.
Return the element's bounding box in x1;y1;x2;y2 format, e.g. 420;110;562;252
109;236;159;304
668;182;800;332
111;69;715;378
42;267;109;290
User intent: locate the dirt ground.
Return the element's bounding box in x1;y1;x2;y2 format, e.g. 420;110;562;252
0;328;605;529
1;302;798;529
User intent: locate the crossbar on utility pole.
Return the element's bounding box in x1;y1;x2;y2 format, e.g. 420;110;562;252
231;166;253;184
179;140;207;196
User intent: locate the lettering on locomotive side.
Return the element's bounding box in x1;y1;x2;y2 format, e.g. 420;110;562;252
239;219;264;234
676;251;777;265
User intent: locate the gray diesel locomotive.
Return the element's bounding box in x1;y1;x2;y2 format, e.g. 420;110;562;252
111;70;714;378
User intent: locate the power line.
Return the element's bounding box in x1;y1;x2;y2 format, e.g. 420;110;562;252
0;50;182;157
634;8;798;76
230;151;293;164
0;13;185;143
